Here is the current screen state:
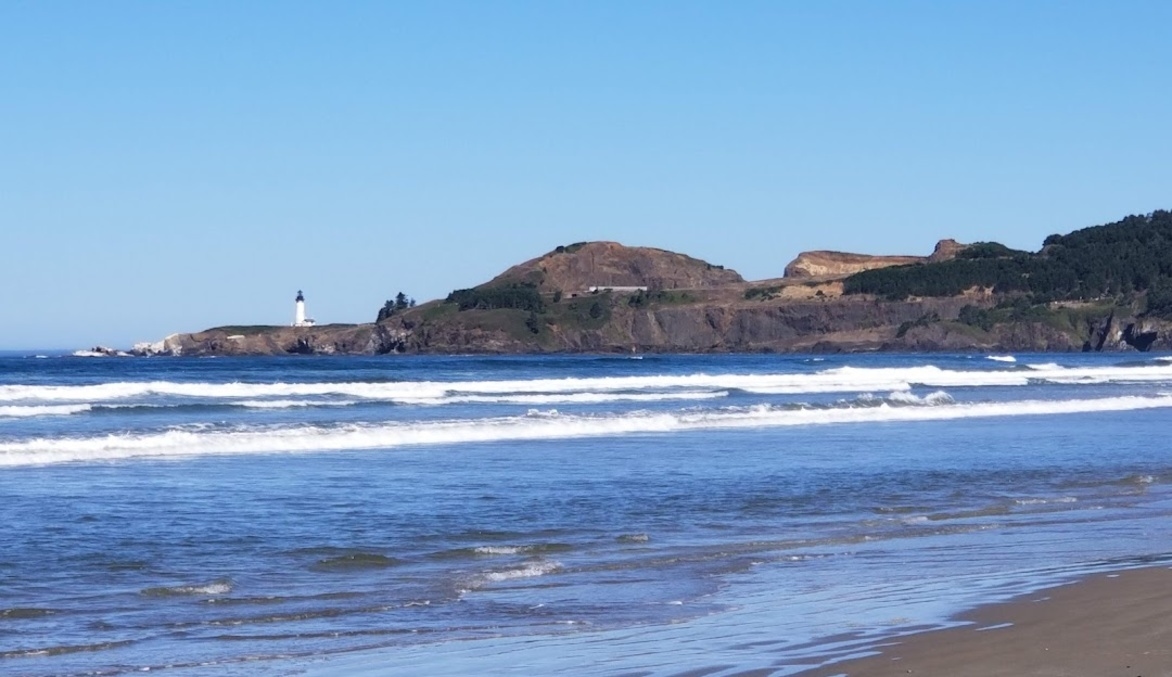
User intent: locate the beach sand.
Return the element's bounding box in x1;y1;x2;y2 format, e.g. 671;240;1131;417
796;566;1172;677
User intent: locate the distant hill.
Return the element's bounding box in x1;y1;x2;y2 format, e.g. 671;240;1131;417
484;241;744;293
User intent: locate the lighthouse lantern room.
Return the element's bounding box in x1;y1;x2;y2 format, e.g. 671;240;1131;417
293;290;316;327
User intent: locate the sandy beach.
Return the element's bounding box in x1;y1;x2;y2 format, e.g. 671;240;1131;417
797;566;1172;677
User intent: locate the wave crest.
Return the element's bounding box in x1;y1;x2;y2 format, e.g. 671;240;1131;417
5;393;1172;466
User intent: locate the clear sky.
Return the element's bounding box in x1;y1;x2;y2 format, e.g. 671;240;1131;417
3;1;1171;349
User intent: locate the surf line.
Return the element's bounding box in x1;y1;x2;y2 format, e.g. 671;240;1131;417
3;394;1171;466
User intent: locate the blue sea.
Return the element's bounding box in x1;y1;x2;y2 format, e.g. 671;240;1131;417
4;351;1172;676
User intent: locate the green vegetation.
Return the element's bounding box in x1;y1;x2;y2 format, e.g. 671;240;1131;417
429;278;693;342
445;283;545;313
934;320;995;342
209;324;359;335
957;304;994;331
208;325;282;335
951;298;1124;338
955;242;1030;259
895;312;940;338
377;291;415;322
744;285;783;300
844;210;1172;315
553;242;588;254
422;302;458;321
441;308;553;343
1146;280;1172;316
554;298;611;330
628;289;694;307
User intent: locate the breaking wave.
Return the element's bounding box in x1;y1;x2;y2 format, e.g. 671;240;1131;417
0;404;92;418
884;390;954;406
5;393;1172;466
1026;362;1064;371
142;580;233;597
457;561;564;593
482;560;562;583
5;362;1172;407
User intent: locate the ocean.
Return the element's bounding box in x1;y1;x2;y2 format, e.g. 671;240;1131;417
3;351;1172;676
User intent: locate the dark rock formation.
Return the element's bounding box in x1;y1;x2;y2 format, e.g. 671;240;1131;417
928;238;967;262
1122;322;1160;352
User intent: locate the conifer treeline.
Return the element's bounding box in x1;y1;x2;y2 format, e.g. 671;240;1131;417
843;210;1172;315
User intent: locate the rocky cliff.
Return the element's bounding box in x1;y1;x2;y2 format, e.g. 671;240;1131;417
159;297;1169;357
783;251;924;279
368;295;1168;355
156;324;384;357
782;239;966;278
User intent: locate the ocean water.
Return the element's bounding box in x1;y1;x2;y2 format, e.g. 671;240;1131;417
3;351;1172;676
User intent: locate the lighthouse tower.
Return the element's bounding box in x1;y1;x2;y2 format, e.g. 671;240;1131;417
293;290;315;327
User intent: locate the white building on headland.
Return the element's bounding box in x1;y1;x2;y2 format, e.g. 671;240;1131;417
293;290;316;327
588;285;648;293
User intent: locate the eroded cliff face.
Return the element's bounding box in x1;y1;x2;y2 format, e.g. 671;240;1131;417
367;297;1172;355
782;239;967;279
783;251;924;279
162;295;1171;357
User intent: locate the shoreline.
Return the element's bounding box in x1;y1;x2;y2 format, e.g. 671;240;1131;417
796;565;1172;677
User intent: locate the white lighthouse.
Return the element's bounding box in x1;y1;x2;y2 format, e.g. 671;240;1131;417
293;290;315;327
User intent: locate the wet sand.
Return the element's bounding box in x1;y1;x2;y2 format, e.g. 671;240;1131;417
796;566;1172;677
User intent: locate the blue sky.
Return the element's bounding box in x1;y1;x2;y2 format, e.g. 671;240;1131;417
3;1;1171;349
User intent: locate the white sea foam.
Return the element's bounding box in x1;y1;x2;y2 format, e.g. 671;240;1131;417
474;546;525;556
986;355;1016;363
5;394;1172;466
236;399;360;409
456;560;563;595
7;362;1172;406
0;404;92;418
143;581;232;596
417;391;729;406
482;561;562;583
0;380;726;406
1014;497;1077;505
182;581;232;595
885;390;954;406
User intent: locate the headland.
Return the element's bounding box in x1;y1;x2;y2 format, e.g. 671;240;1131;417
124;210;1172;356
